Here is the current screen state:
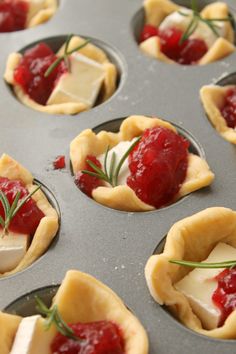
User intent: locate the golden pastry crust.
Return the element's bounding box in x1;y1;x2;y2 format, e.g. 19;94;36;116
200;84;236;144
26;0;57;28
53;270;149;354
145;207;236;338
70;115;214;212
0;270;148;354
140;0;235;65
0;312;21;354
0;153;59;277
4;36;117;115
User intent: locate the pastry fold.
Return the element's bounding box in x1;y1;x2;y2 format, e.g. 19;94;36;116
140;0;235;64
27;0;57;28
145;207;236;338
0;153;59;277
70;115;214;211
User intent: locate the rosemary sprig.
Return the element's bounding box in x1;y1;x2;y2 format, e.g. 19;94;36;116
0;184;41;237
179;0;232;44
169;259;236;269
35;296;83;342
44;34;90;78
82;136;141;187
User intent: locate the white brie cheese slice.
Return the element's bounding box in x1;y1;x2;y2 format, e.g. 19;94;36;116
175;242;236;330
47;52;105;107
26;0;46;23
159;8;226;48
97;139;136;186
10;315;56;354
0;232;28;273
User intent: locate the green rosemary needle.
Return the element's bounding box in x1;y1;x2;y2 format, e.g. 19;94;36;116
169;259;236;269
35;296;83;342
178;0;233;44
0;184;41;237
82;136;141;188
44;34;90;78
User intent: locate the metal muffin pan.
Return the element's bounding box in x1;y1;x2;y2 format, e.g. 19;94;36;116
1;0;236;353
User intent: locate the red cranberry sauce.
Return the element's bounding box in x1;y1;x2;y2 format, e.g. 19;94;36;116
139;24;159;43
212;267;236;326
139;24;208;65
0;0;29;32
53;155;66;170
75;155;104;197
51;320;125;354
14;43;67;105
0;177;44;235
127;127;189;208
220;88;236;128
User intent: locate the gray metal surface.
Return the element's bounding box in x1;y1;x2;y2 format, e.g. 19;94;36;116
0;0;236;353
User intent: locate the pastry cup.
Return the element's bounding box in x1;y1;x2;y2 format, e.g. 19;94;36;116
140;0;235;65
200;84;236;144
0;153;59;277
70;115;214;212
26;0;57;28
0;270;149;354
4;36;117;115
145;207;236;338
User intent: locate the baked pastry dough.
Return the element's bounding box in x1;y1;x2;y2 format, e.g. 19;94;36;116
70;115;214;212
26;0;57;28
0;270;148;354
140;0;235;65
145;207;236;338
0;153;58;277
4;36;117;115
200;85;236;144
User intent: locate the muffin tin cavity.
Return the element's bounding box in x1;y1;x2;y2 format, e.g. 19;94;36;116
217;71;236;86
71;116;212;212
4;285;58;315
152;235;166;255
4;34;124;115
132;0;236;65
146;207;236;340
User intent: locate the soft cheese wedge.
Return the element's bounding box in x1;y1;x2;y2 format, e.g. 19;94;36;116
47;52;105;107
175;242;236;330
159;8;226;48
9;315;56;354
0;233;29;273
97;139;136;185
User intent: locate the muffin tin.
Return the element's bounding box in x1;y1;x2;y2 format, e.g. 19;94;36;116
1;0;236;353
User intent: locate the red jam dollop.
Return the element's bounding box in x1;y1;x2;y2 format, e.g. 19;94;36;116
14;43;67;105
212;267;236;326
75;155;104;197
0;0;29;32
127;127;189;208
0;177;44;235
51;321;125;354
220;88;236;128
53;155;66;170
139;24;208;65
